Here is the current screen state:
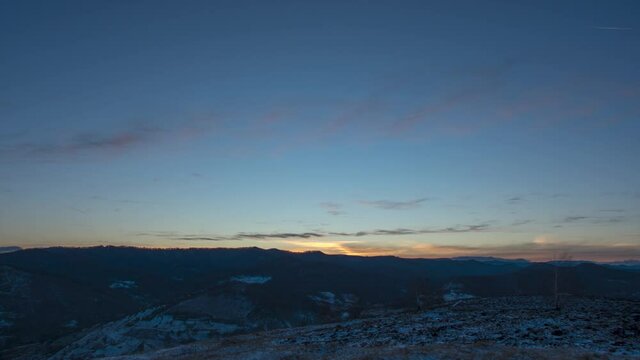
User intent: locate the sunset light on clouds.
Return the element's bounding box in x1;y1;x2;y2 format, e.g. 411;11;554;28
1;0;639;261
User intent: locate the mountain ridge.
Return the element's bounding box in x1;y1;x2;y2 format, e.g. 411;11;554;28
1;246;639;359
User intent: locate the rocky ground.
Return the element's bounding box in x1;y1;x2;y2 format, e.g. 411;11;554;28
106;296;640;360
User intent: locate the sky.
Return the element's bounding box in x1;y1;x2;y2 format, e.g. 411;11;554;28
1;0;639;261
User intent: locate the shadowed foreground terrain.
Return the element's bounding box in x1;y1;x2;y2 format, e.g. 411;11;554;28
1;247;639;359
106;344;629;360
108;297;640;360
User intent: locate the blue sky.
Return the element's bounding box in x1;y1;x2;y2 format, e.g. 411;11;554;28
1;0;639;260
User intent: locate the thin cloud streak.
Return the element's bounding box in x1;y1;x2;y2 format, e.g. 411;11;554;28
174;236;229;241
507;196;524;204
389;59;517;135
319;202;346;216
139;223;491;242
328;224;490;237
593;26;632;31
560;215;628;224
563;216;590;223
511;219;533;226
0;116;220;160
236;232;324;240
360;198;430;210
2;127;159;159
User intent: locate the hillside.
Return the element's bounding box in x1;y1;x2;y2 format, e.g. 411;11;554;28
106;296;640;360
1;247;639;359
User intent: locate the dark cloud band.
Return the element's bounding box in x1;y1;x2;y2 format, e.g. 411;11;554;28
139;223;490;242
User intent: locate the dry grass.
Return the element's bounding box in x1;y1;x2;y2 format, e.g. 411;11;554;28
108;342;630;360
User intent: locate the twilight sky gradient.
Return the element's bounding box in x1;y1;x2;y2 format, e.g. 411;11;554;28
1;0;639;261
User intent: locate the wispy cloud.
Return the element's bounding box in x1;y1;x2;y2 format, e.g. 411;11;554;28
497;77;640;131
174;234;313;242
599;209;626;213
511;219;533;226
173;236;229;241
0;116;219;160
590;216;626;224
329;224;490;237
389;59;517;135
235;232;324;240
390;87;486;135
360;198;429;210
506;196;524;204
560;215;627;224
319;202;345;216
138;231;325;242
139;223;491;242
563;216;589;223
593;26;632;31
2;127;160;159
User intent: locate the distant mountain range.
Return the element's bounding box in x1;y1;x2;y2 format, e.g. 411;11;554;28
0;247;21;254
1;246;639;359
451;256;530;266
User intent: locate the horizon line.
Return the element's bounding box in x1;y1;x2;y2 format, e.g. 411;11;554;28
3;244;639;264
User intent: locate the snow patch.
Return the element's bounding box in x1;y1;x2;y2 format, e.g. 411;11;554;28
309;292;359;318
310;291;337;304
49;306;243;360
230;275;271;284
443;290;474;302
110;280;137;289
63;320;78;328
442;282;474;302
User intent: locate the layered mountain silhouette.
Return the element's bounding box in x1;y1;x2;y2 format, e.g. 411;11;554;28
0;246;638;358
